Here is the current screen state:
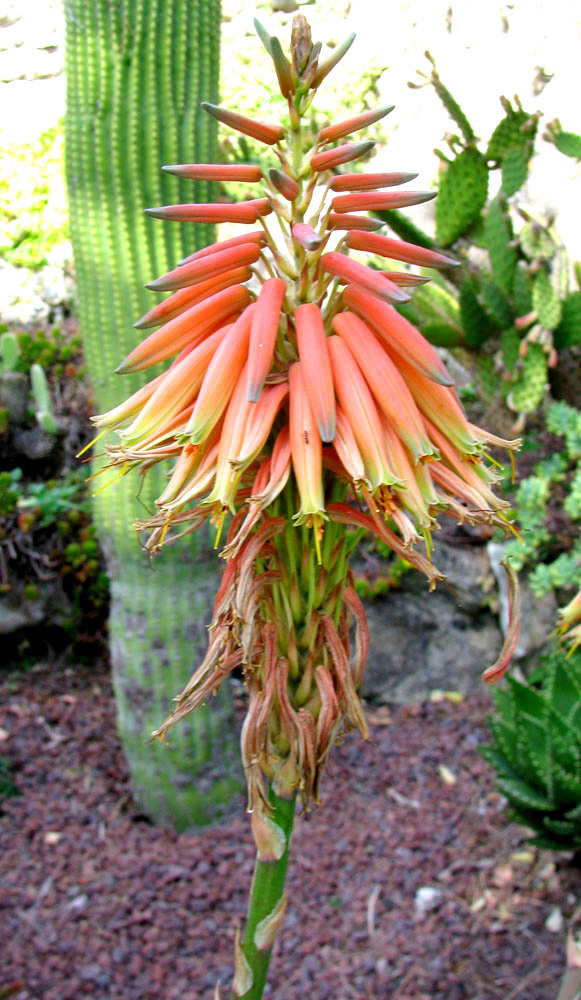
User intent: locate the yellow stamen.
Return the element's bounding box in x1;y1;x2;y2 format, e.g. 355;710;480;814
92;464;130;496
77;429;107;458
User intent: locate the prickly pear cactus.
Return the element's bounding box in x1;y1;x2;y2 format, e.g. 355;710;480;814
486;97;538;165
435;147;488;247
544;120;581;159
65;0;243;829
481;648;581;851
484;198;517;295
507;342;548;414
554;292;581;350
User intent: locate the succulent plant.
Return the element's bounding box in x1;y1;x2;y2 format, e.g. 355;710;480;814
482;647;581;852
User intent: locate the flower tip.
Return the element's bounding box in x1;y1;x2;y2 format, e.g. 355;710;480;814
319;418;336;444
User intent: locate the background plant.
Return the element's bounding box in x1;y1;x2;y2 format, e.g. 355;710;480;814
502;400;581;598
482;642;581;853
376;58;581;426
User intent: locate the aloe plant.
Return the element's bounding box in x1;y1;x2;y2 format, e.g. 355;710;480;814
482;647;581;852
64;0;243;829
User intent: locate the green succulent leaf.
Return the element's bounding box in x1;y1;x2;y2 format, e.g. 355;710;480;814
486;104;537;164
435;147;488;246
532;269;562;331
501;146;529;197
512;265;533;318
519;222;556;262
554;291;581;349
508;343;548;413
420;322;463;347
484;199;517;294
459;278;493;348
479;276;513;328
497;776;553;812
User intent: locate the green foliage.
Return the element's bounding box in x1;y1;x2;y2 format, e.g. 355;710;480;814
544;119;581;159
435;147;489;247
532;269;562;331
0;468;109;619
0;469;22;516
18;472;86;527
484;199;516;295
0;125;69;270
13;325;84;382
1;332;19;373
486;100;537;163
504;401;581;596
554;291;581;349
30;363;58;435
481;644;581;851
404;64;576;417
507;342;548;414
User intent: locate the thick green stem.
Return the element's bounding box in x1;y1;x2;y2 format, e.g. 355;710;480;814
234;790;297;999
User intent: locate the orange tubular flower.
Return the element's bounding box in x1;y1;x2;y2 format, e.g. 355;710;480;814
346;230;458;268
343;284;454;386
134;267;253;329
331;311;434;461
318;105;394;143
288;362;324;526
329;171;418;191
116;284;250;373
92;21;522;987
186;306;255;443
144;199;272;225
321;251;411;304
331;189;436;213
145;241;261;292
310;140;375;172
327;335;400;490
162;162;263;182
180;229;266;265
295;303;335;442
247;277;287;403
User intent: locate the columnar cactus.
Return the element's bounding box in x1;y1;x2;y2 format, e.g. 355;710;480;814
65;0;243;829
91;16;522;994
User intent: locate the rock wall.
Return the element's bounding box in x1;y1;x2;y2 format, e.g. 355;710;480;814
361;535;556;704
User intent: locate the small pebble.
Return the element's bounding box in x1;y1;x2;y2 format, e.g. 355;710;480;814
545;907;564;933
414;886;444;915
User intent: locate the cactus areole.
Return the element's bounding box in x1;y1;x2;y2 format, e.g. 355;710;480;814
90;16;521;997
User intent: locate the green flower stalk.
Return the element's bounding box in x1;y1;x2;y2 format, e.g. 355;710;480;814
91;15;522;997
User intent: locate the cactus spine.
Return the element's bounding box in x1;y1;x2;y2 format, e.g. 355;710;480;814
65;0;242;829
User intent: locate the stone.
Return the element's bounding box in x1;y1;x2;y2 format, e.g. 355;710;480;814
0;578;73;635
0;370;29;424
12;424;58;461
360;537;503;703
362;587;502;705
414;886;444;915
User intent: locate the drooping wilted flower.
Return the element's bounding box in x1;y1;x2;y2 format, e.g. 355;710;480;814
91;11;521;850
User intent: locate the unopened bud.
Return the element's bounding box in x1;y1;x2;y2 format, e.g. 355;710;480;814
292;223;322;250
291;14;312;76
269;168;301;201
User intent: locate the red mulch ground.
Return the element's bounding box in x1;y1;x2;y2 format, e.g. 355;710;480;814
0;660;579;1000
